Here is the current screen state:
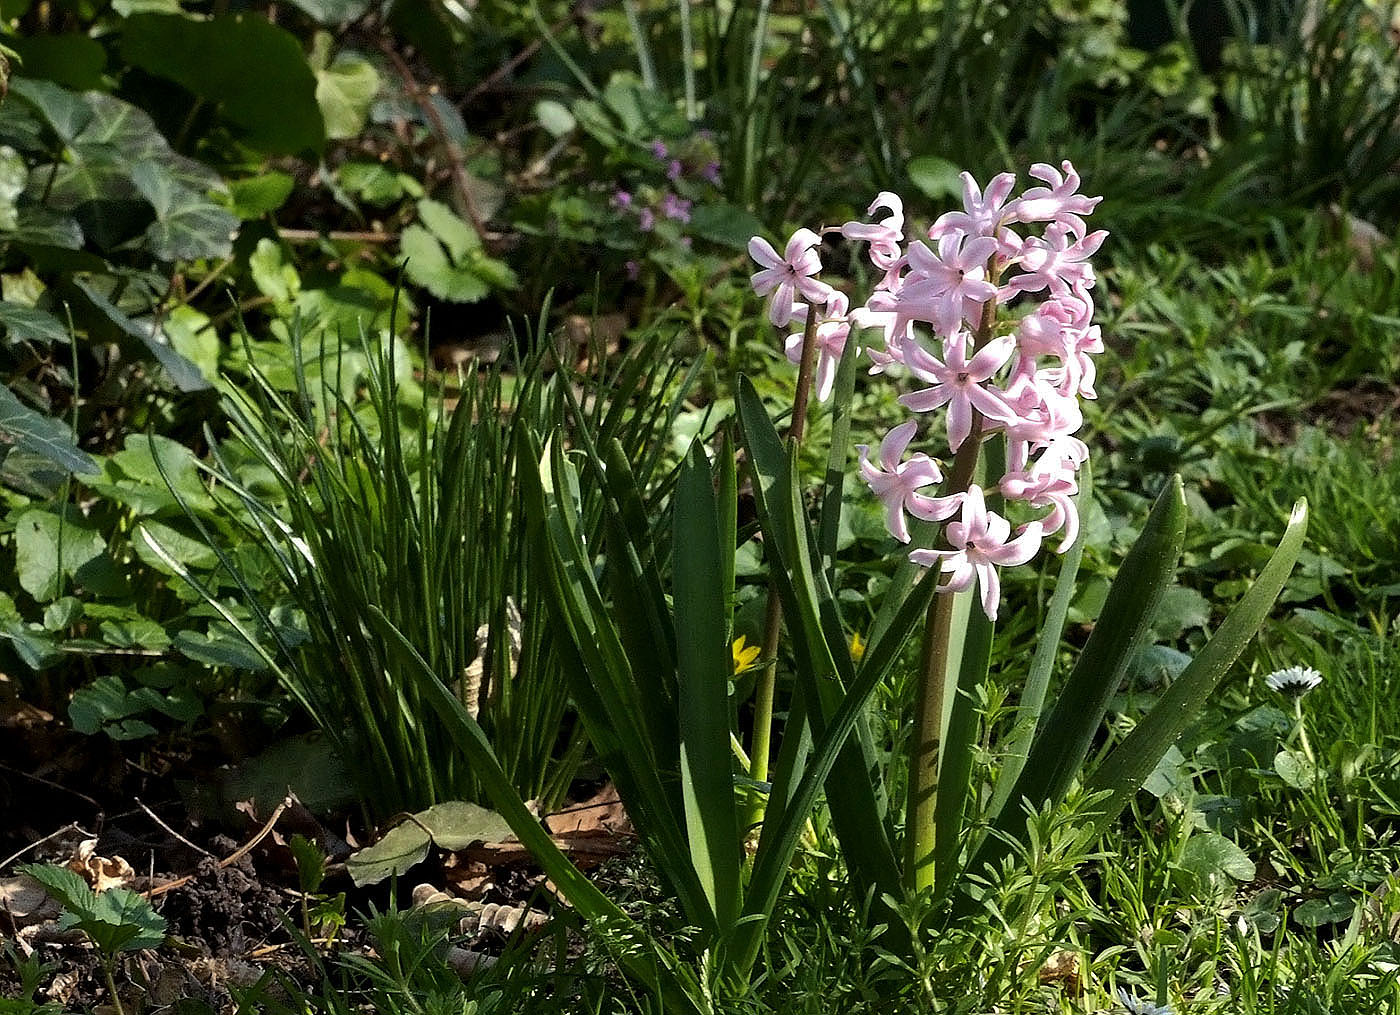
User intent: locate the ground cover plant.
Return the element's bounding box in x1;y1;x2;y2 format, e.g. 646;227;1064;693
1;0;1399;1013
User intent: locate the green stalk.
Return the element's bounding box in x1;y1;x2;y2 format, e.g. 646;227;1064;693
748;310;820;799
741;0;772;206
902;298;997;896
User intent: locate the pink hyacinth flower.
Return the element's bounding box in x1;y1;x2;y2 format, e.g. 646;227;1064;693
842;191;906;290
1009;160;1103;237
909;485;1043;621
856;421;954;544
929;170;1019;240
749;228;835;328
1003;222;1108;301
897;232;1000;335
900;331;1019;452
1000;452;1080;553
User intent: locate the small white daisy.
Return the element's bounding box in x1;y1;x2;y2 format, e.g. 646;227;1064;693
1117;987;1174;1015
1265;665;1323;697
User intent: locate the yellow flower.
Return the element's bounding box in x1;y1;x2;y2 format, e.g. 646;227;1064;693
849;631;866;662
732;635;761;674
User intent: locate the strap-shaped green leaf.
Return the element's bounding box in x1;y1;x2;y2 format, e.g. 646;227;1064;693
932;594;995;898
986;459;1092;820
996;474;1187;822
734;566;941;976
673;442;742;933
519;431;711;927
734;378;900;895
1086;499;1308;831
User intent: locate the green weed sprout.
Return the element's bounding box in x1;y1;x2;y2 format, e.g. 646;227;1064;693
19;863;166;1015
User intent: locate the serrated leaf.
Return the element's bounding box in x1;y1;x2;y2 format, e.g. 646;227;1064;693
400;224;488;303
18;863;166;953
0;385;97;474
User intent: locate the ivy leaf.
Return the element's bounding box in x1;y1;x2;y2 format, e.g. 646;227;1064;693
0;385;97;475
130;160;239;262
8;77;93;146
0;302;70;346
72;278;210;392
285;0;371;23
0;146;27;231
9;207;84;250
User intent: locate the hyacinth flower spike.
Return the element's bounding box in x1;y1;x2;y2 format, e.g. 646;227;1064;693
909;485;1043;621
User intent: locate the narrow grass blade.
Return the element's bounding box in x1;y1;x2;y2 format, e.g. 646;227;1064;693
673;442;742;933
364;607;704;1015
1087;499;1309;831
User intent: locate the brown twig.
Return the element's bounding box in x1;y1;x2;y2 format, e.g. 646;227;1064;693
277;228;400;244
0;822;94;872
134;798;215;861
377;41;488;238
0;762;102;811
144;795;292;898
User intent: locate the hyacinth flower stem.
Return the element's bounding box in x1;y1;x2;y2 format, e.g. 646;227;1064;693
749;308;821;806
904;297;998;896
